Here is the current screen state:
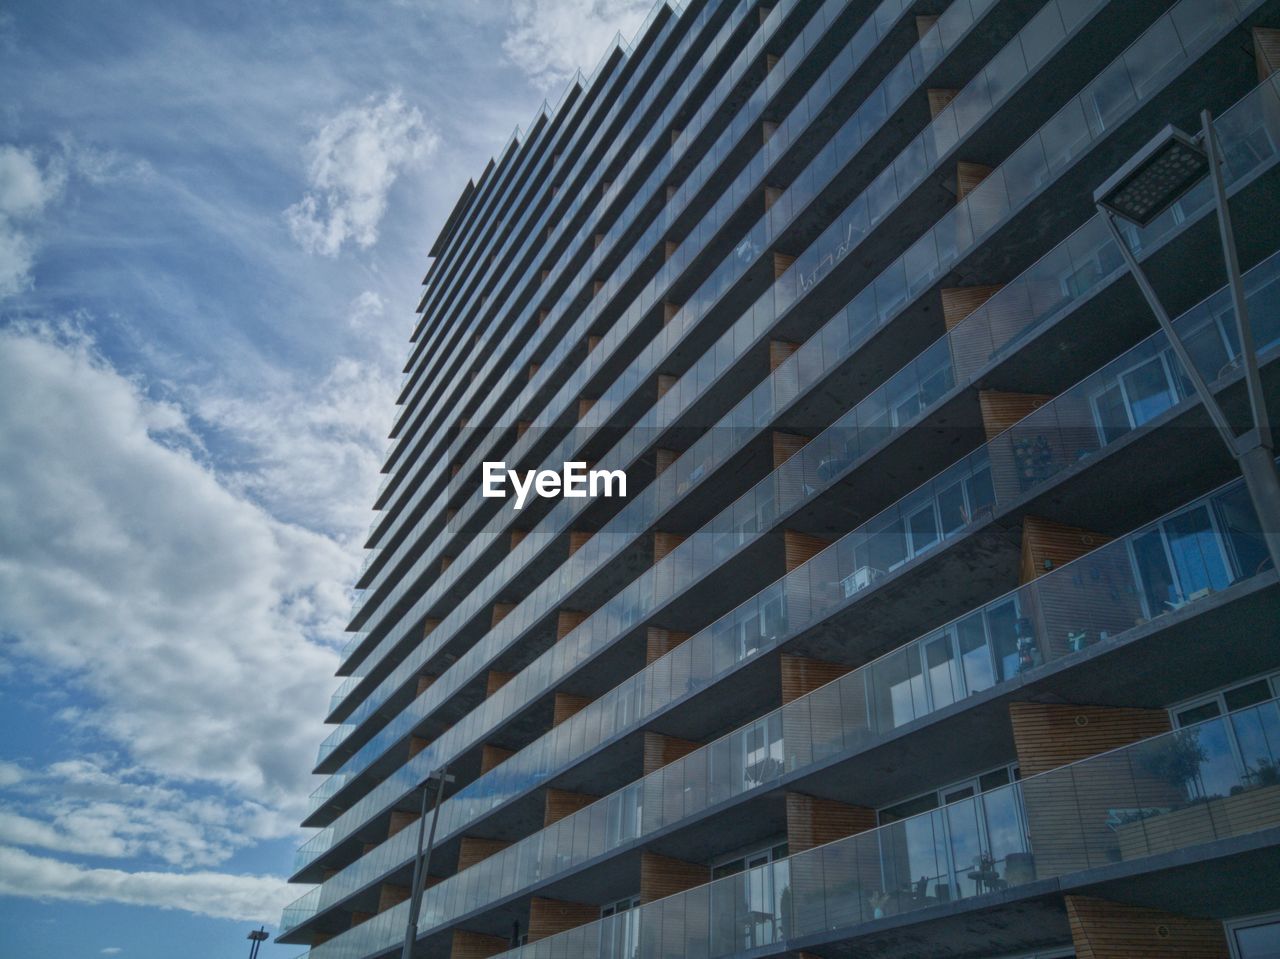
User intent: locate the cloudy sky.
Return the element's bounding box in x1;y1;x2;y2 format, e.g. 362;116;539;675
0;1;652;956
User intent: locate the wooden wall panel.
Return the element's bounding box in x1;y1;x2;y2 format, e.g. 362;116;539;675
567;531;591;556
350;911;373;927
957;161;993;201
1256;27;1280;81
480;744;513;774
516;420;531;439
655;448;676;476
646;626;692;664
416;673;436;696
509;529;527;551
772;431;810;469
440;556;453;572
528;363;539;381
640;852;708;903
643;731;701;775
1010;702;1171;777
916;15;938;39
387;810;419;838
491;602;515;627
450;930;507;959
769;339;799;371
928;88;958;118
578;398;596;420
486;670;514;698
657;373;676;399
588;335;601;352
978;390;1053;441
553;692;591;726
527;897;598;942
662;301;680;325
377;883;409;913
1019;515;1110;585
457;836;512;872
544;788;599;827
784;530;830;572
762;120;778;143
942;285;1004;332
664;240;678;261
654;531;685;564
1066;896;1229;959
786;792;877;854
408;736;429;758
556;609;587;642
780;654;852;705
773;252;795;280
764;185;783;210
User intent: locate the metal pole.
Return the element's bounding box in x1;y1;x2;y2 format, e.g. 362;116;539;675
1098;192;1280;572
401;768;449;959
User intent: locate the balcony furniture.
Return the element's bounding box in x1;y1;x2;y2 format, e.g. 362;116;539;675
1114;784;1280;860
841;565;885;597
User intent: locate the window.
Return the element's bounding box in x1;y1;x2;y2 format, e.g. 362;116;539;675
1173;674;1280;799
599;895;640;959
1128;502;1231;618
1089;350;1182;444
1229;913;1280;958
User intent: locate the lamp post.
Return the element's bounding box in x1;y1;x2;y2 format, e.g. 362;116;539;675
1094;111;1280;573
246;927;269;959
400;767;453;959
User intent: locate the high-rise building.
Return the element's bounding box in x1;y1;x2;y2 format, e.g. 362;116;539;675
280;1;1280;957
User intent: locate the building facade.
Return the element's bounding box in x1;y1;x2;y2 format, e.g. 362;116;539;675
281;1;1280;957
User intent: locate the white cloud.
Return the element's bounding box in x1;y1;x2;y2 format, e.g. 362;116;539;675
101;949;123;956
0;845;294;923
285;91;437;256
0;144;66;295
0;322;343;815
503;0;651;92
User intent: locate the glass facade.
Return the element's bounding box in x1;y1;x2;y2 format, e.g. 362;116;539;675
283;0;1280;956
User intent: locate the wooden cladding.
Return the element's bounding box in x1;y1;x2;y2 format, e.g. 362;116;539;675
567;531;592;556
936;282;1003;330
643;731;701;775
785;792;876;854
450;930;507;959
956;161;993;201
762;120;778;143
491;602;514;627
456;836;512;872
764;185;783;210
927;88;958;118
662;301;680;325
416;673;436;697
656;373;676;399
978;390;1053;441
587;335;601;352
916;15;939;39
527;897;599;942
440;555;453;572
1066;896;1229;959
592;280;604;297
639;852;708;904
664;239;678;261
516;420;531;439
350;911;373;927
528;363;539;381
772;431;810;469
479;744;513;774
485;670;514;698
538;309;549;326
578;397;596;420
408;735;429;758
1019;515;1110;584
765;53;779;72
544;788;599;827
509;529;527;551
769;339;798;371
1256;27;1280;81
387;809;419;838
654;531;685;564
784;530;831;572
773;252;795;280
655;448;676;476
1009;702;1171;777
780;654;852;705
553;692;591;726
646;626;692;663
377;883;409;913
556;609;587;642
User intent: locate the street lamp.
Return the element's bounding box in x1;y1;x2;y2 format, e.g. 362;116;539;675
246;927;270;959
1094;111;1280;572
400;767;454;959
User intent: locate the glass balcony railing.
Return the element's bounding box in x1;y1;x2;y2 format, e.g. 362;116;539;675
320;0;1259;802
370;0;782;545
285;455;1277;941
339;0;1006;726
303;22;1278;873
353;0;853;628
475;697;1280;959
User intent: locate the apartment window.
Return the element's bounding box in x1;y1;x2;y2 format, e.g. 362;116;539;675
1089;349;1181;444
878;764;1022;825
599;895;640;959
1172;674;1280;796
1229;912;1280;958
708;840;789;952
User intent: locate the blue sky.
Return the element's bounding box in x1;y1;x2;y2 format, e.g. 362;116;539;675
0;1;652;956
